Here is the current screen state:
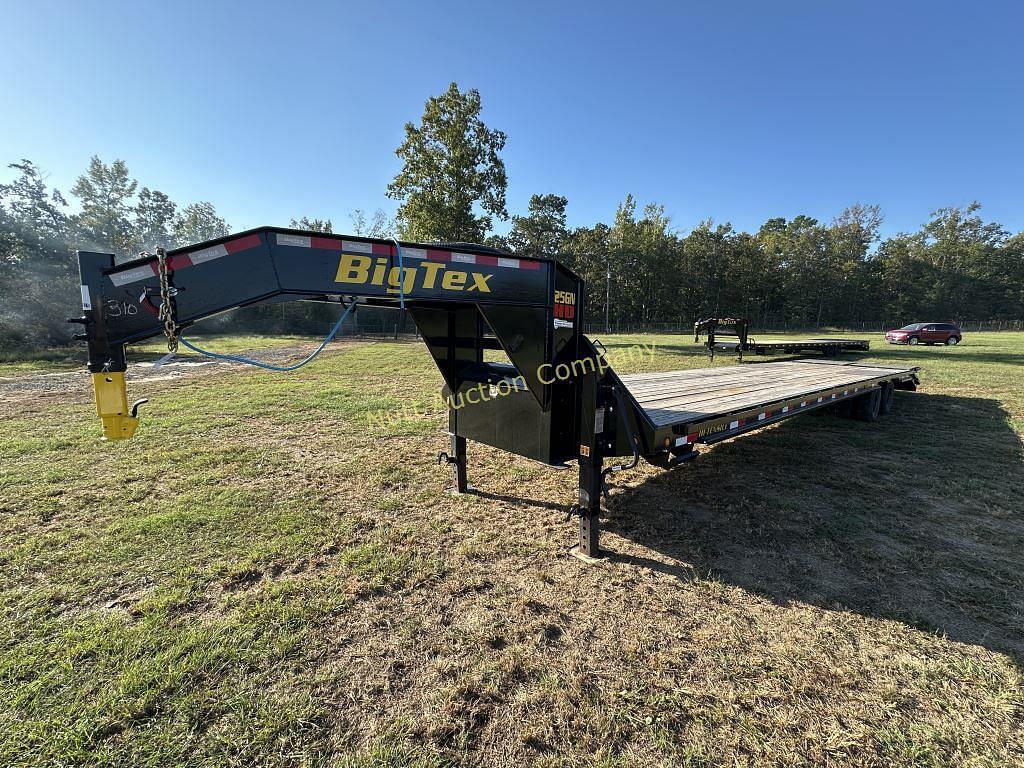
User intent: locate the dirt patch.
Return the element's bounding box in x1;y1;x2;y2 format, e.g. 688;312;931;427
0;342;367;408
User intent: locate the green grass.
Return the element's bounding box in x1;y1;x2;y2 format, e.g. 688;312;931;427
1;332;1022;766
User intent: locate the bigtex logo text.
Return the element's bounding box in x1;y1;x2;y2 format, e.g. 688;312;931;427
335;254;492;294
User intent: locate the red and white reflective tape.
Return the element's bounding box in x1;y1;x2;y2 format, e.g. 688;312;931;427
674;431;700;447
109;234;262;287
275;233;542;271
107;233;544;289
672;388;870;448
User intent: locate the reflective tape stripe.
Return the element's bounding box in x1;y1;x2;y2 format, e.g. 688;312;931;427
277;234;311;247
285;238;545;271
109;265;157;286
342;240;373;253
189;243;229;264
110;232;546;289
109;234;261;286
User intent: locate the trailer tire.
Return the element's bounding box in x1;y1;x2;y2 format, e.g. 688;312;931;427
878;382;895;416
853;388;882;422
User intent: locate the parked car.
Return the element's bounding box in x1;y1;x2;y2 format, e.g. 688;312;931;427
885;323;962;346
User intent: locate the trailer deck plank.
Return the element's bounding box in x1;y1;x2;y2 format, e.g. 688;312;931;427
618;360;915;428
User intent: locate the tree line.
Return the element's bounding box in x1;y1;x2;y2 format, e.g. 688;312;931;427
2;82;1022;351
385;85;1023;330
0;158;388;350
491;195;1024;330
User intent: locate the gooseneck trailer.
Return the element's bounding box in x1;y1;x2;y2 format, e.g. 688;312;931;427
75;228;919;558
695;317;870;360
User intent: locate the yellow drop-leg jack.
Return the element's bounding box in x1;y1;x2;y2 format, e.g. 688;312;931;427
91;371;145;440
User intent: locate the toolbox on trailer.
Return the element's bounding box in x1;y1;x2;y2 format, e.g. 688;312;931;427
75;227;921;559
694;317;870;360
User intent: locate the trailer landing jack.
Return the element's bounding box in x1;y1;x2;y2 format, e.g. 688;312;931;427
438;434;473;494
570;454;604;562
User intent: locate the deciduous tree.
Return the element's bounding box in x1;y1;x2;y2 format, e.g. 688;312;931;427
388;82;507;243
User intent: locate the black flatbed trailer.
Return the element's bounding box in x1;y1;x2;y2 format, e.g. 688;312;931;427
615;360;916;457
694;317;869;360
75;227;922;560
708;337;870;357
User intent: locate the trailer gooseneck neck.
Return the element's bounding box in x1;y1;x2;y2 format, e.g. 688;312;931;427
76;227;920;559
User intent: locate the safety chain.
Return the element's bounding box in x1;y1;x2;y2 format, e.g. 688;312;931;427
155;247;179;353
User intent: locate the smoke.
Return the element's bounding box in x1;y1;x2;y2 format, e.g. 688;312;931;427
0;218;83;352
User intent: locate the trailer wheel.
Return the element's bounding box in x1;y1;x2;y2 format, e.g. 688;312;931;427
878;382;895;415
853;388;882;422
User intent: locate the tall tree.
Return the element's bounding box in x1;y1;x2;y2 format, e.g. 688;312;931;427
919;202;1006;317
563;223;612;324
173;202;228;246
387;82;507;243
0;161;76;345
829;204;883;321
608;196;679;323
134;187;177;252
506;194;568;258
71;156;137;255
0;160;69;247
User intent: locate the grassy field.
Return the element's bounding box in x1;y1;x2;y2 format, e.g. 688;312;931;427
1;331;1022;766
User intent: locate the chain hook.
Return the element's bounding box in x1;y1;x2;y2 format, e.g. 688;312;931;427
155;247;179;353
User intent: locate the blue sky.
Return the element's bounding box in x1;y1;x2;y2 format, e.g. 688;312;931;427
2;0;1022;240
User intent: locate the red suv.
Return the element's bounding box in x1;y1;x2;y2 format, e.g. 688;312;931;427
885;323;962;346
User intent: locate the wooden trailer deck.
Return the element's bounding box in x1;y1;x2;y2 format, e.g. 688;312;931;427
618;359;916;428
